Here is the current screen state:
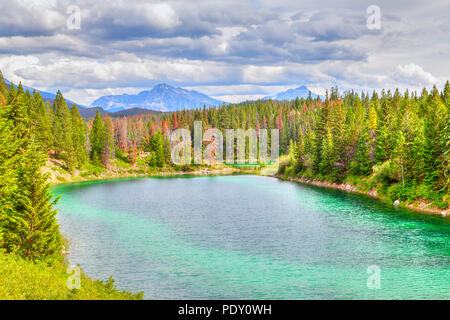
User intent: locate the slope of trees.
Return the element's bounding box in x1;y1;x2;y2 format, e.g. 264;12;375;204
1;72;448;215
282;85;449;209
0;73;143;299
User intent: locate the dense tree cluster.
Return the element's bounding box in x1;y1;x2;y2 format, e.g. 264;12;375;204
281;85;449;208
0;67;448;260
0;72;61;259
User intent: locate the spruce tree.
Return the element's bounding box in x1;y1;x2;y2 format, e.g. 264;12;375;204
2;140;61;259
52;91;74;168
30;92;53;151
70;105;87;166
90;111;105;165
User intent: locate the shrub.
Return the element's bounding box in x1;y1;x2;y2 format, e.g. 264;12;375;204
373;160;400;185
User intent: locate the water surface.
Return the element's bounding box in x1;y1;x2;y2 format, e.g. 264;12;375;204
53;175;450;299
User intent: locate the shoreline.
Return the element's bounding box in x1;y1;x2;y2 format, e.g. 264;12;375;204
46;159;244;187
276;174;449;218
49;160;448;218
49;167;242;187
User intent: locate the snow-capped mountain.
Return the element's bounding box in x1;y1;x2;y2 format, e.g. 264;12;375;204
265;85;324;100
90;83;224;112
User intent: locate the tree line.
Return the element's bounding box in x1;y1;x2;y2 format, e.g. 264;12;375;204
0;69;448;260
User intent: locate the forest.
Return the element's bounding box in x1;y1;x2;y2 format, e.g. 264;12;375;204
0;67;448;298
1;69;449;257
0;71;143;299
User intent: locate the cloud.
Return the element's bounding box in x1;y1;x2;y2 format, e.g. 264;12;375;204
393;64;444;87
292;9;373;41
0;0;448;104
0;0;66;37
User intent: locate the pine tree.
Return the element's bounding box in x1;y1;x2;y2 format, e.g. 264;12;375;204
148;131;165;168
2;140;61;259
102;115;115;168
30;92;53;151
90;111;105;165
52;91;74;168
350;126;371;176
0;113;20;233
319;128;334;175
394;132;407;188
70;105;87;166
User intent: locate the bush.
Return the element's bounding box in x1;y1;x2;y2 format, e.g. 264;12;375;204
386;183;408;201
373;160;400;185
277;155;290;175
79;163;106;177
114;148;129;163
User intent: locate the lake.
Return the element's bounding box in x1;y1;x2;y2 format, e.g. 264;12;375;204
52;175;450;299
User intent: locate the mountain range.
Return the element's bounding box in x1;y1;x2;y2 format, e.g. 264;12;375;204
90;84;224;112
3;76;324;117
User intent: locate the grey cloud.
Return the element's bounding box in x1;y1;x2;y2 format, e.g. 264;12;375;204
292;9;376;42
0;0;448;103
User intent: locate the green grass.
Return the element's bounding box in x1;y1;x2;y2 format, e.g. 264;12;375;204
0;253;143;300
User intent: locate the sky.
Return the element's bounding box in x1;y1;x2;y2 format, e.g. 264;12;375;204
0;0;448;106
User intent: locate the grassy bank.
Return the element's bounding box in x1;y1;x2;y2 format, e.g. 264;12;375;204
277;157;449;218
45;158;241;186
0;252;143;300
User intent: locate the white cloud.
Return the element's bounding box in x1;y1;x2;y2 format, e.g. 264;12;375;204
393;63;443;87
0;0;448;104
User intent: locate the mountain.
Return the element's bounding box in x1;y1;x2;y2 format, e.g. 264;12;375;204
90;83;223;112
265;85;324;101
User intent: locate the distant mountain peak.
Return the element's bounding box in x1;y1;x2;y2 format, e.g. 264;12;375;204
90;83;223;112
153;83;172;89
265;85;323;101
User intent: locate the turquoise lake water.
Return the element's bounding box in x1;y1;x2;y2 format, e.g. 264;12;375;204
52;175;450;299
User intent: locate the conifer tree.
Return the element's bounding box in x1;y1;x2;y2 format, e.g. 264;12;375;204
90;111;105;165
2;140;61;259
70;105;87;166
30;92;53;151
52;91;74;168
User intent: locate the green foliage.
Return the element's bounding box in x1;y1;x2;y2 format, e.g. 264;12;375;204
282;85;449;209
90;111;105;165
0;253;143;299
79;162;106;177
2;141;62;259
147;130;165;168
70;105;88;166
52;91;74;169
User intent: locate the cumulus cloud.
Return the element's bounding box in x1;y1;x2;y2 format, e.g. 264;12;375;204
0;0;448;104
393;64;444;87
